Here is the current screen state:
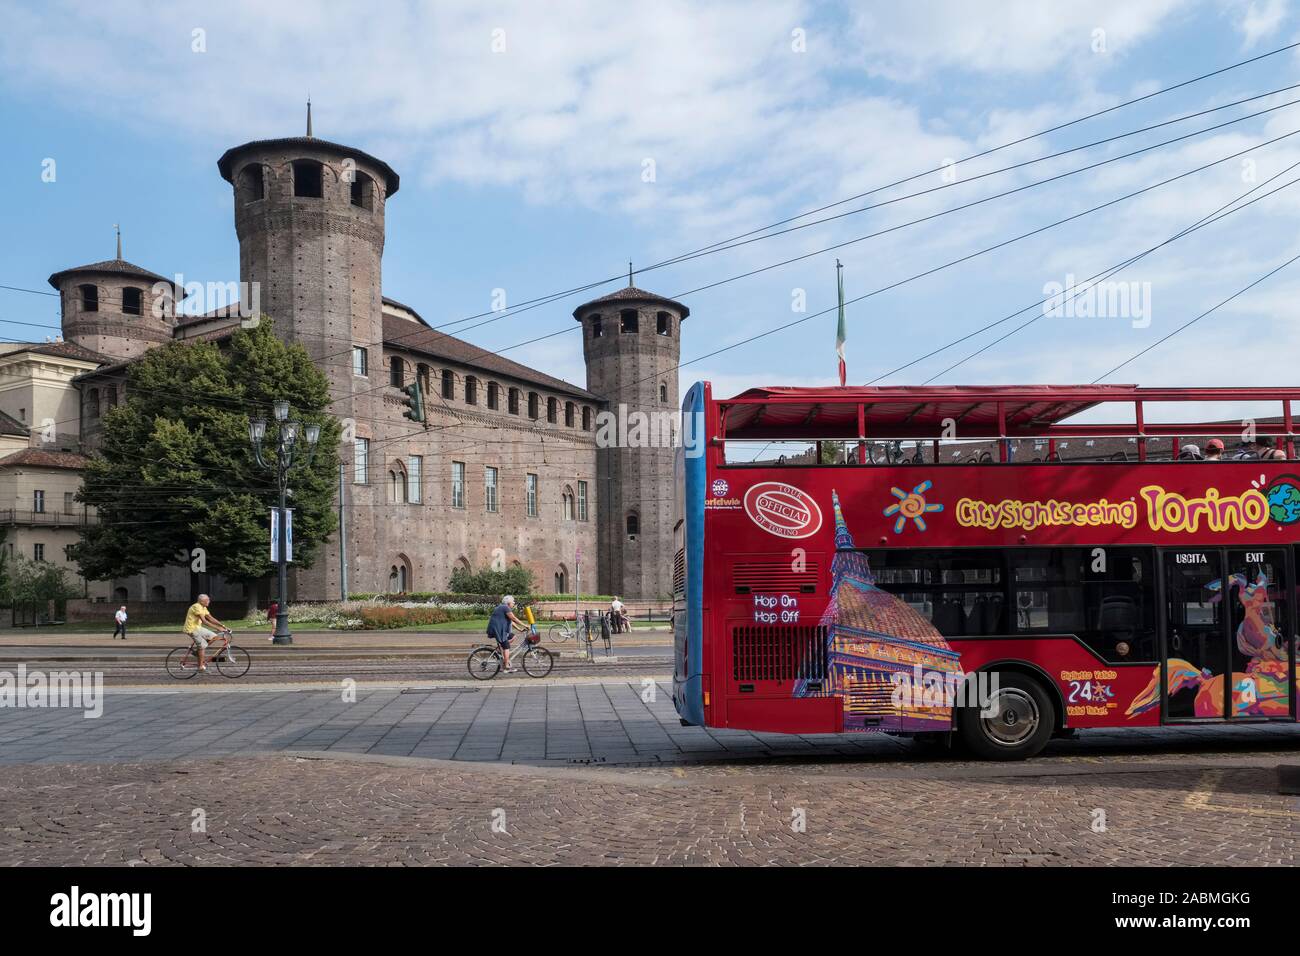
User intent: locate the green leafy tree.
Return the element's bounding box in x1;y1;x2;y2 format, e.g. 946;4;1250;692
72;320;340;611
6;556;79;621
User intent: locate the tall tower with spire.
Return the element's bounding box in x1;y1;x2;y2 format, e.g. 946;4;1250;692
573;282;688;599
216;109;402;599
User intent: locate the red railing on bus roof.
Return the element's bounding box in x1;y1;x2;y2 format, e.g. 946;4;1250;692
713;384;1300;462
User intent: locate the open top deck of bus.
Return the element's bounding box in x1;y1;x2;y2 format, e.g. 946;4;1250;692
716;384;1300;449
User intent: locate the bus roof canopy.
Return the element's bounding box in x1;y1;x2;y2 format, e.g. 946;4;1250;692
718;385;1300;440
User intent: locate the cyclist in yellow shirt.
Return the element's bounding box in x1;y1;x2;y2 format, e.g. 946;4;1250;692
183;594;228;672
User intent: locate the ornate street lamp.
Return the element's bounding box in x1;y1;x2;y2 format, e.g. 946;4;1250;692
249;403;320;644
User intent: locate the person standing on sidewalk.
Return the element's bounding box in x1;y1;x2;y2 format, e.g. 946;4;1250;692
266;600;280;642
112;605;128;640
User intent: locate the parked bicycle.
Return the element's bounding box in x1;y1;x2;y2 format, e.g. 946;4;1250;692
467;632;553;679
547;619;595;645
165;629;250;679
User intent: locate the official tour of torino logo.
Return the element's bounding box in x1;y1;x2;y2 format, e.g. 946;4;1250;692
743;482;823;539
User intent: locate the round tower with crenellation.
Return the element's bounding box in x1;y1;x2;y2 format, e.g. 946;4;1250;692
216;107;402;600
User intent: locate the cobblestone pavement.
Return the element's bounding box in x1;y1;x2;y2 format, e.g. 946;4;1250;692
1;751;1296;865
1;679;1297;864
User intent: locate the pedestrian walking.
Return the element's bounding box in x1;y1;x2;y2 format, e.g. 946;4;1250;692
112;605;127;640
267;600;279;642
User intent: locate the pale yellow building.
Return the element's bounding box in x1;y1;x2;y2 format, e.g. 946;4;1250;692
0;342;111;605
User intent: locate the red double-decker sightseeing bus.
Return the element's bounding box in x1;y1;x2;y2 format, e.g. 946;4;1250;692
672;383;1300;759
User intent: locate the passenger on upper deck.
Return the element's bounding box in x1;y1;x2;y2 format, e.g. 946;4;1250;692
1204;438;1225;461
1258;437;1287;461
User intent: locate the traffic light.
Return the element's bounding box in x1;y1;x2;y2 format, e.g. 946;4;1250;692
400;379;425;424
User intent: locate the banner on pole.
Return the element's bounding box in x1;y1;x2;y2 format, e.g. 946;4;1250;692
270;508;295;563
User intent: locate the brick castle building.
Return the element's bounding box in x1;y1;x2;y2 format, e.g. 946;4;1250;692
27;117;685;604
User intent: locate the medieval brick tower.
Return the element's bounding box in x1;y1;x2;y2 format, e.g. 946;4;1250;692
574;285;688;599
48;233;180;361
216;108;402;599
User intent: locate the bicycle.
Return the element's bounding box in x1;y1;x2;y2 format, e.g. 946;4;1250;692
165;630;250;679
547;619;595;645
467;631;553;680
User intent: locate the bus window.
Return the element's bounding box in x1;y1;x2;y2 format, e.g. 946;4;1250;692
864;550;1004;636
1010;548;1156;662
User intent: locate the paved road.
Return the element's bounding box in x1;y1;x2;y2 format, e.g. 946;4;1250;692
3;679;1297;865
3;678;1300;766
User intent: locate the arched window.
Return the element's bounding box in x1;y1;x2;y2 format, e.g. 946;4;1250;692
454;556;471;575
389;566;404;593
86;388;100;419
590;314;604;338
620;308;639;333
546;396;557;423
465;376;478;405
79;285;98;312
441;369;455;400
389;467;408;504
508;388;520;415
528;392;539;419
113;586;129;603
626;513;639;537
389;356;404;388
417;363;430;391
150;585;166;602
104;385;117;409
659;382;668;404
238;164;265;202
582;407;593;431
292;159;324;198
122;287;143;316
564;401;575;427
657;311;672;336
487;382;500;410
562;486;575;521
350;171;374;210
555;566;567;594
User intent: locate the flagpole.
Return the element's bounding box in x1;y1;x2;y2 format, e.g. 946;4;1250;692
835;259;846;387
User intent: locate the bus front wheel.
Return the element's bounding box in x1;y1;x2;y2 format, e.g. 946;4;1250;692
958;672;1054;761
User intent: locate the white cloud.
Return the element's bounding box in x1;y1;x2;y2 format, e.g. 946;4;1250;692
1237;0;1289;46
849;0;1189;77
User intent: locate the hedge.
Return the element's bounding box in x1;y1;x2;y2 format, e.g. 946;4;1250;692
356;605;481;629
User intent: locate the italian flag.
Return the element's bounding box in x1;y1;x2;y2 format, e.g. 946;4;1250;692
835;260;847;386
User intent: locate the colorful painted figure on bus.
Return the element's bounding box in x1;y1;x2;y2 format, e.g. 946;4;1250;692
798;491;963;732
1124;573;1294;719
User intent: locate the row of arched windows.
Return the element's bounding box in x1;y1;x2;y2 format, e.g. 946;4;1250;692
589;309;674;338
388;356;597;429
71;284;145;315
237;161;377;211
382;557;576;595
382;556;577;595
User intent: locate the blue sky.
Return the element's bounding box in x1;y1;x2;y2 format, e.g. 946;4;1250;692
2;0;1298;411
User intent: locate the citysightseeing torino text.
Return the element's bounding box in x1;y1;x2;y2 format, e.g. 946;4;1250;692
954;484;1270;534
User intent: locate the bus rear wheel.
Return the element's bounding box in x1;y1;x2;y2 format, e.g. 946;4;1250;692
958;672;1054;761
